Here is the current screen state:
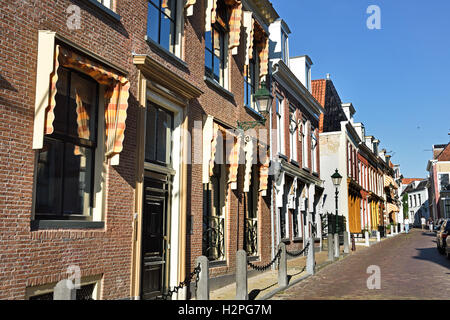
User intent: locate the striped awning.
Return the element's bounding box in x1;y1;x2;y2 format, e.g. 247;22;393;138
386;203;399;213
243;136;256;193
384;175;399;189
253;21;269;79
226;0;242;55
185;0;196;16
228;133;242;190
259;147;270;196
46;45;130;159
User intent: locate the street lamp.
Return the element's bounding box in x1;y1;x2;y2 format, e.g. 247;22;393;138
331;169;342;259
237;81;273;131
331;169;343;233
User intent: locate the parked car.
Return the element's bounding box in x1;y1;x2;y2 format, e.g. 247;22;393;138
436;219;450;254
434;219;445;232
446;235;450;259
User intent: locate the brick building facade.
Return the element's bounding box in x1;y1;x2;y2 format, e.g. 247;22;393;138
0;0;279;300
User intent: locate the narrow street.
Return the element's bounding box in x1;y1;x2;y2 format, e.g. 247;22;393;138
271;229;450;300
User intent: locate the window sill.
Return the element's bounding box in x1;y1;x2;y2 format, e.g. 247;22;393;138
31;220;105;231
145;36;188;70
278;153;288;161
244;104;265;120
281;238;290;244
291;160;300;167
204;76;234;100
209;260;227;268
81;0;121;22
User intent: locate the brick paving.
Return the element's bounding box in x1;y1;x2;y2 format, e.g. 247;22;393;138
271;229;450;300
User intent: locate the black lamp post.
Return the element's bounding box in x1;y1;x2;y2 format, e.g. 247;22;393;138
331;169;343;234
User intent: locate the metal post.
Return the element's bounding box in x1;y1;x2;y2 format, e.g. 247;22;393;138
236;250;248;300
53;279;76;300
306;237;315;275
278;243;288;287
195;256;209;300
327;233;334;261
376;231;381;242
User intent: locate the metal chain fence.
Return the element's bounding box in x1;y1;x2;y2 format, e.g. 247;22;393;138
247;248;282;272
156;264;201;300
286;241;310;258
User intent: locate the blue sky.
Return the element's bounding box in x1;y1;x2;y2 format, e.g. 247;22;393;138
270;0;450;178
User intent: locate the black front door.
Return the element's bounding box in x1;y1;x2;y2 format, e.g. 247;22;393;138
141;171;170;300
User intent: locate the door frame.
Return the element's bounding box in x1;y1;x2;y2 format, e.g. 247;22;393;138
131;75;187;300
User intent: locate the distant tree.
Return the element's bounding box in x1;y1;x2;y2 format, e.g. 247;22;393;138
402;194;409;219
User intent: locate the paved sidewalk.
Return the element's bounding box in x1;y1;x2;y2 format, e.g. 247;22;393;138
208;233;399;300
209;246;344;300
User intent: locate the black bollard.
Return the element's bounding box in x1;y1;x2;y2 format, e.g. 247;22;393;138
351;234;356;251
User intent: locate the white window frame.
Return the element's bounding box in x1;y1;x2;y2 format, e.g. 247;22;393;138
32;33;107;222
277;98;285;156
438;173;450;192
289;106;297;162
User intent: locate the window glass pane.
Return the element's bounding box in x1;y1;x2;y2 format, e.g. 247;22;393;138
36;139;64;215
53;68;69;135
62;143;93;215
156;108;173;164
213;56;221;82
205;50;213;78
147;2;160;43
160;17;176;53
145;104;173;166
145;104;157;162
161;0;176;20
205;31;212;51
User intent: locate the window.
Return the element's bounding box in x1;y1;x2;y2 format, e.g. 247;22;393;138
301;121;308;168
35;68;98;220
445;199;450;218
203;161;226;262
414;195;417;207
147;0;178;53
311;130;317;173
245;166;259;256
244;47;258;110
289;107;297;162
97;0;113;10
276;98;285;155
418;194;422;206
145;103;174;167
439;173;450;192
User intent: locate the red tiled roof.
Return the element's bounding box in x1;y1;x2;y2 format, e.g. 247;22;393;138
437;143;450;161
402;178;423;185
311;79;326;107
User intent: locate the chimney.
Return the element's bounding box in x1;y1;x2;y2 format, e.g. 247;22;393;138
341;103;356;123
289;55;313;91
326;73;331;80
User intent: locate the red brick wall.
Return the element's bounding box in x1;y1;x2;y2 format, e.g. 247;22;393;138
0;0;276;298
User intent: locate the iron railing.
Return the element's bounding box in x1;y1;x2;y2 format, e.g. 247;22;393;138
202;215;225;262
244;218;258;257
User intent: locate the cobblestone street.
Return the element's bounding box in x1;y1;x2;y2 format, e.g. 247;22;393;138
271;229;450;300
